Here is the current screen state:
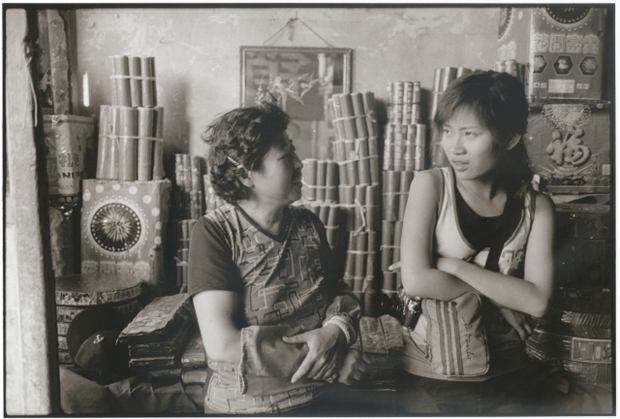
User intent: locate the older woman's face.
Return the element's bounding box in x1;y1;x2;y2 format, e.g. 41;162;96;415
249;130;303;207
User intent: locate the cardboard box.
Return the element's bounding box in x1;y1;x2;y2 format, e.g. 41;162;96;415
498;7;607;103
524;107;610;194
81;179;171;289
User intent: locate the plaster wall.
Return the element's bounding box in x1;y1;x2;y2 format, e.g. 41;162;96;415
75;7;500;165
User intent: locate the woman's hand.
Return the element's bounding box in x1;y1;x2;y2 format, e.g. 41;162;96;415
497;305;536;340
337;349;370;386
283;324;347;383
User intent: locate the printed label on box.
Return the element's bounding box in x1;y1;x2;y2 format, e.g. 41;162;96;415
548;79;575;93
571;337;612;363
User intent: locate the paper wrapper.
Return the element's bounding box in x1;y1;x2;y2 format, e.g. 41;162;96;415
118;107;138;181
81;179;171;290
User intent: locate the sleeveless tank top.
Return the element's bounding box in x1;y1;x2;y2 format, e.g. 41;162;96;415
404;167;537;380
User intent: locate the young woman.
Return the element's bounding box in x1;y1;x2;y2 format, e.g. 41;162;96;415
397;71;555;414
188;103;368;414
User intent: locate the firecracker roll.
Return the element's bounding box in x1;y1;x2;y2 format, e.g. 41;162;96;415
96;106;119;180
336;94;358;140
325;161;339;202
343;231;356;289
440;67;458;93
152;107;165;180
316;160;327;202
354;185;367;231
325;204;340;249
128;56;143;108
137;107;154;180
141;56;157;108
117;107;138;181
361;92;377;138
111;56;132;107
381;220;394;272
382;171;401;222
301;158;317;201
365;184;380;232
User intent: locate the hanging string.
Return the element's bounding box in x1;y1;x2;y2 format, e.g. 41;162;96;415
262;16;333;47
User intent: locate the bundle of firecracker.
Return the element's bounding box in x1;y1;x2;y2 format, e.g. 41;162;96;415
386;81;423;126
96;56;164;182
117;293;196;382
301;159;339;203
172;154;204;220
181;330;208;386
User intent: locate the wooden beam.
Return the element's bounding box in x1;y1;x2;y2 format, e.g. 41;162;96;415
5;8;60;415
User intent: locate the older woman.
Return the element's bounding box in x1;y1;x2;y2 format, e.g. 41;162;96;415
188;103;367;414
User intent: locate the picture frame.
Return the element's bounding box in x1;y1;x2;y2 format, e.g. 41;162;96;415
241;46;352;159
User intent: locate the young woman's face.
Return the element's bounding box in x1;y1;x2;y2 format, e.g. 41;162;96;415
249;130;303;206
441;106;503;182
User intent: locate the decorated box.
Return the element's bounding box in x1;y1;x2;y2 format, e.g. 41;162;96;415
81;179;171;289
524;106;610;193
498;7;608;103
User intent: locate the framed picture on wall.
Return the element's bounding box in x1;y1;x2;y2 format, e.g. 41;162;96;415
241;46;352;159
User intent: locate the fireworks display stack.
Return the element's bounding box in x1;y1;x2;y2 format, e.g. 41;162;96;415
327;92;380;316
169;154;205;292
117;293;196;383
381;82;426;303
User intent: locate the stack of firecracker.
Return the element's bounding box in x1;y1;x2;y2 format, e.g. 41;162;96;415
324;91;381;316
170;154;205;293
381;82;426;304
117;293;196;383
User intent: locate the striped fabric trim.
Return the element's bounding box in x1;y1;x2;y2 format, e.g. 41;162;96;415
435;300;465;376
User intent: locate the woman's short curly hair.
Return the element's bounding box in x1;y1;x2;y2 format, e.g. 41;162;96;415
202;103;290;203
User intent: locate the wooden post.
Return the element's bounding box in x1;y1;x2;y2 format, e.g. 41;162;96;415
5;8;60;415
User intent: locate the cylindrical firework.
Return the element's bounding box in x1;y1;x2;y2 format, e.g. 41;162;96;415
381;220;394;272
393;221;403;266
404;104;412;125
383;171;400;222
325;161;338;202
411;103;422;124
415;123;427;171
152;107;165;180
351;93;369;139
326;204;340;248
383;124;394;171
191;156;203;192
118;107;138;181
141;56;157;108
356;138;371;186
398;171;414;221
440;67;458;93
404;124;416;172
336;94;357;140
403;82;414;104
366;230;378;279
137;107;154;180
354;185;367;231
368;137;379;186
361;92;377;138
319;203;330;225
340;185;355;206
174;154;185;190
393;125;407;172
128;56;143;108
346;160;359;186
430;92;441;121
316;160;327;202
382;271;397;294
393;104;404;125
343;231;356;288
354;232;368;290
302;158;317;201
96;106;119;179
366;185;380;232
113;56;131;107
433;68;443;93
456;67;473;79
391;82;404;105
182;154;192;191
412;81;421;104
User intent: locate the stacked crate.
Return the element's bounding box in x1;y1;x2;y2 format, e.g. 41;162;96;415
380;82;426;303
327;92;380;316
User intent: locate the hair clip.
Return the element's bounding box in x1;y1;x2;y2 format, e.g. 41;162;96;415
227;156;244;169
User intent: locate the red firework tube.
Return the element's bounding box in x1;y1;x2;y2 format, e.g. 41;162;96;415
338;162;348;186
383;171;400;222
182;154;192;191
381;220;394;272
432;68;443;93
351;93;369;139
319;203;330;225
399;171;414;221
152;107;165;180
382;271;397;292
415;124;427;171
346;160;359;186
403;82;414;104
336;94;358;140
302;158;317;201
412;82;421;104
411;103;422;124
383;124;394;171
368;138;379;185
96;106;116;179
361;92;377;137
456;67;472;79
137;107;154;180
316;160;327;201
357;138;371;186
404;124;416;172
128;56;143;108
404;104;412;125
440;67;458;93
366;185;380;231
393;125;407;172
393;221;403;266
325;161;338;202
113;56;131;107
354;184;366;231
141;56;157;108
118;107;138;181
